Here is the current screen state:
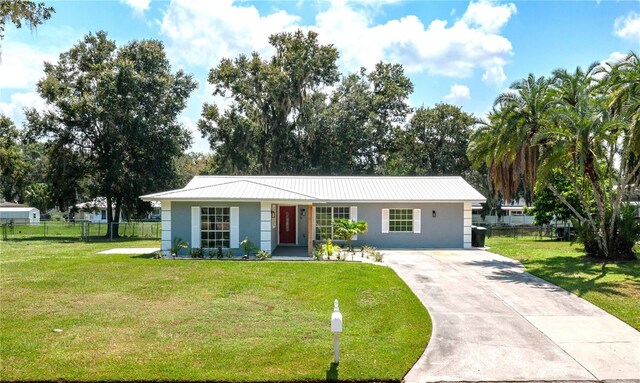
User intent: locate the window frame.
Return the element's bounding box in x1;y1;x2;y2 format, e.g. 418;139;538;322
200;207;231;249
388;208;414;233
315;206;350;240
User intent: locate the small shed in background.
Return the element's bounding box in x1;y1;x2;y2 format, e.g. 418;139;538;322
0;207;41;225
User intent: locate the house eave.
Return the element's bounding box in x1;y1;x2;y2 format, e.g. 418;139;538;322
140;197;486;204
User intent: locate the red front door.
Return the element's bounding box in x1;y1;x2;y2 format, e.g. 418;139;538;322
279;206;296;244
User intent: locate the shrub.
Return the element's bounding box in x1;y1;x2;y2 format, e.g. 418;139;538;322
189;247;204;258
256;250;271;261
170;237;188;257
240;237;259;257
312;244;324;260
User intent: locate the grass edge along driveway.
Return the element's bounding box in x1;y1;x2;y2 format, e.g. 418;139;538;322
0;239;431;382
486;236;640;331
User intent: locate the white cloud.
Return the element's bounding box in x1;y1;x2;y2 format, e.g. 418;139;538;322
0;41;56;89
0;91;47;124
462;0;517;34
444;84;471;104
159;0;515;87
159;0;300;67
614;12;640;43
481;60;507;86
591;51;628;81
120;0;151;13
603;51;627;65
312;1;515;85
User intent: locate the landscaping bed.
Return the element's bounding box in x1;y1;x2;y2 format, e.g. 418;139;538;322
0;239;430;381
486;236;640;331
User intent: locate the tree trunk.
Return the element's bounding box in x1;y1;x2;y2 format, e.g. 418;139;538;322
105;195;120;239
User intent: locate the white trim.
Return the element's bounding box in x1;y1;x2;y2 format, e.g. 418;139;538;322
260;202;271;251
230;206;239;248
350;206;358;240
161;201;172;254
190;206;201;248
463;202;472;248
413;208;421;234
382;209;389;234
312;206;316;241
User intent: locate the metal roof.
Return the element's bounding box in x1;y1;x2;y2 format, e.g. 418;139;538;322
0;207;39;212
141;176;486;203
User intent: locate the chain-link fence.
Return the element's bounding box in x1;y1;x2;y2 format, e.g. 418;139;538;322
0;220;160;241
472;223;574;240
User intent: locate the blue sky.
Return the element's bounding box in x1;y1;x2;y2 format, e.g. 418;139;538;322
1;0;638;153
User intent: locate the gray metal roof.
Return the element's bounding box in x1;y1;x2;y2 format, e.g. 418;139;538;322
141;176;486;203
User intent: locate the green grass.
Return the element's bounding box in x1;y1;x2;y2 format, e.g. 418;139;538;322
0;239;430;381
486;236;640;331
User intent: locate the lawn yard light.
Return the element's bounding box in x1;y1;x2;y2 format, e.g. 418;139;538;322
331;299;343;364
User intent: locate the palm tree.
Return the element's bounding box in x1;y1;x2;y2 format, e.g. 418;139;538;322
333;219;368;252
469;74;558;203
469;63;640;261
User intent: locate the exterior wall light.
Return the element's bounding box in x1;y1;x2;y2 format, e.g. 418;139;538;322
300;208;306;217
432;210;436;218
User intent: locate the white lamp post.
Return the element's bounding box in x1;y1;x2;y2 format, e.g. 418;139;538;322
331;299;343;364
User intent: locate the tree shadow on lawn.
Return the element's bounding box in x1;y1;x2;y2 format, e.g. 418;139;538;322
464;256;639;299
3;236;158;243
2;236;81;243
130;253;157;259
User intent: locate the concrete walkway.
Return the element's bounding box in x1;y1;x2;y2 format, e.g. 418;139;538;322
97;247;159;254
384;250;640;382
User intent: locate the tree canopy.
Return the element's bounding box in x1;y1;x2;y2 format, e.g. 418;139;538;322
388;103;477;176
0;0;54;39
25;31;197;236
199;30;415;175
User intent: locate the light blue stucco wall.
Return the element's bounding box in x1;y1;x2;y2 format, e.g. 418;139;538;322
318;203;463;249
170;201;464;252
171;201;261;252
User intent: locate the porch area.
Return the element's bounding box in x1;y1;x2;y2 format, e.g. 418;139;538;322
271;246;310;259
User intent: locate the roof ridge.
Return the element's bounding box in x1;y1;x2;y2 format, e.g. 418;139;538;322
242;179;320;200
142;179;247;198
143;178;321;200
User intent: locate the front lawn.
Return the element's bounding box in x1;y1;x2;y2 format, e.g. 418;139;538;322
486;236;640;331
0;239;430;381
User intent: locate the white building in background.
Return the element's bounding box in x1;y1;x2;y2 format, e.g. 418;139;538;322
75;197;122;223
0;207;41;225
472;198;535;226
74;197;160;222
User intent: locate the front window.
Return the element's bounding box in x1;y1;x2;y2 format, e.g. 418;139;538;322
315;206;350;240
389;209;413;232
201;207;230;248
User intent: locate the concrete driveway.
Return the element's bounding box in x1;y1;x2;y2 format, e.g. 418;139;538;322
384;250;640;382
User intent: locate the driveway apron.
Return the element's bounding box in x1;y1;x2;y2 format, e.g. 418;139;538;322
384;250;640;382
